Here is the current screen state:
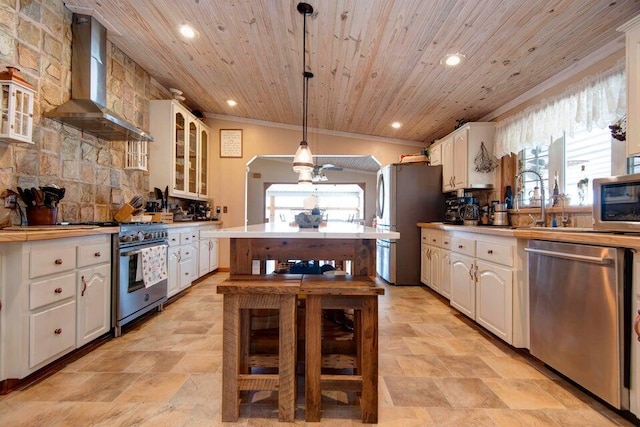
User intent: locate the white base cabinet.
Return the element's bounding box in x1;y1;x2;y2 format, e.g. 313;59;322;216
198;226;220;277
167;228;197;298
1;234;111;379
420;229;449;298
447;232;519;346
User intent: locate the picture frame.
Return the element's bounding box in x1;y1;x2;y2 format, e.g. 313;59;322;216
220;129;243;158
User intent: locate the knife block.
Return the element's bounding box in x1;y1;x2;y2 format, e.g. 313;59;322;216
114;203;135;222
26;206;58;225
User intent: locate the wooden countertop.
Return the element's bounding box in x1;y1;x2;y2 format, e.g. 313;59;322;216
417;222;640;249
206;223;400;239
0;225;119;242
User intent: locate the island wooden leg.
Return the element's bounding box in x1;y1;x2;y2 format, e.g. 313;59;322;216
278;294;297;422
305;294;322;422
222;295;240;422
360;296;378;424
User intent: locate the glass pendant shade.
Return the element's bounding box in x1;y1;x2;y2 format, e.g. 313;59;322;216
293;140;313;172
298;170;313;185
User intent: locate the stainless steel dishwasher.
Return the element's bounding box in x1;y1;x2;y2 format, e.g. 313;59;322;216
526;240;631;409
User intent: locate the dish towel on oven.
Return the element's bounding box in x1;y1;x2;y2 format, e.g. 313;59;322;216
141;245;168;288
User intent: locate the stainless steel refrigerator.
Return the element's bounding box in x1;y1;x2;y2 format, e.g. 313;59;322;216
376;163;445;285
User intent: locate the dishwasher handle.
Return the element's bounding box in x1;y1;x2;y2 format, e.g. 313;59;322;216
524;247;614;265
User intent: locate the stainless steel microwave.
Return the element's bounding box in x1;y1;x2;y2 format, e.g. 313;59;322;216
593;173;640;232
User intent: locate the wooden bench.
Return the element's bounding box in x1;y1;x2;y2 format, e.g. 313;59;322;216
300;275;384;423
217;276;301;422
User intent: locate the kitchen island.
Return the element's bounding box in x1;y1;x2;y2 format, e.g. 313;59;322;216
207;222;400;275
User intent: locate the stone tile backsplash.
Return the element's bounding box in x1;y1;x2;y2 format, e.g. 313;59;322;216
0;0;170;226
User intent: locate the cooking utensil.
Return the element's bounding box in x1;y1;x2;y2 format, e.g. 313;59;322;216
31;187;42;206
154;187;163;203
129;195;143;209
164;186;169;211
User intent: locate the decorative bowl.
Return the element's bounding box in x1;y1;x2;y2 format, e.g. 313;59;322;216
295;212;323;228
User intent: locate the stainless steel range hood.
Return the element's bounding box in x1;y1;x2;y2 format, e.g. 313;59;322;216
45;14;153;142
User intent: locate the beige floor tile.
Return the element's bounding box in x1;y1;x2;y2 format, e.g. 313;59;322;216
170;373;222;405
433;377;507;409
61;372;142;402
384;376;450;407
403;336;457;355
77;350;145;372
484;408;558;426
170;351;223;374
122;350;186;373
395;354;451;377
379;322;418;337
544;408;635;426
480;356;548;379
409;322;456;338
483;378;566;410
438;355;501;378
114;372;189;403
426;407;496;426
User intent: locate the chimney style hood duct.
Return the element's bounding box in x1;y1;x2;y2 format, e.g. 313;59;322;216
45;14;153;142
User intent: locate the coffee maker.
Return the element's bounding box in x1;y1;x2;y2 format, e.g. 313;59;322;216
444;196;478;225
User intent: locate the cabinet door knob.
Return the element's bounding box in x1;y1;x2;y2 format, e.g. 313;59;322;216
54;328;62;335
487;249;493;254
443;241;449;245
634;309;640;342
458;245;463;249
54;258;63;265
54;287;62;294
81;276;87;297
94;251;101;257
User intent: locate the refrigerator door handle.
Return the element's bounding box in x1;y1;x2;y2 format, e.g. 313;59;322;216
376;172;385;219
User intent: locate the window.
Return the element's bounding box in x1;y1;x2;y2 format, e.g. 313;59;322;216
265;183;364;223
517;126;617;206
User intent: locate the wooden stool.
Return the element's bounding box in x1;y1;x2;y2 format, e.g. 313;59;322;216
217;277;301;422
301;275;384;423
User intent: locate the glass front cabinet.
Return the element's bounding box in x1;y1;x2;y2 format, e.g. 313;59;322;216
149;100;210;200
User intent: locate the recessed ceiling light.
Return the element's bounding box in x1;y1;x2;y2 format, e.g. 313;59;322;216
391;122;402;129
226;99;237;107
179;24;196;39
440;53;465;67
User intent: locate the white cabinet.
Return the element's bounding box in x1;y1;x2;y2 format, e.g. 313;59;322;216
1;234;111;379
448;233;516;345
436;122;497;192
429;141;442;166
620;16;640;156
149;100;210;200
167;228;196;298
76;263;110;348
198;226;220;277
421;229;448;298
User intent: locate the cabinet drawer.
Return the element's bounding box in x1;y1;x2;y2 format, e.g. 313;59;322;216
476;240;513;267
30;272;76;310
421;228;428;243
180;231;194;245
168;231;181;246
441;235;452;250
180;245;195;260
77;241;111;268
451;237;475;257
428;231;442;247
30;246;76;279
29;299;76;368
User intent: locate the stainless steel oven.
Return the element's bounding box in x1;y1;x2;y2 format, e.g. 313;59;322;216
113;223;168;336
593;173;640;232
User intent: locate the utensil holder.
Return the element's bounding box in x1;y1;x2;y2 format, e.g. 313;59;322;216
114;203;135;222
26;206;58;225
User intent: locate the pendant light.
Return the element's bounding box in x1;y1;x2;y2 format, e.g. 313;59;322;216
298;170;313;185
292;2;314;173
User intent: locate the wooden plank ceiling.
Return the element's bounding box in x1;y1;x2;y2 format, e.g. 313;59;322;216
64;0;640;144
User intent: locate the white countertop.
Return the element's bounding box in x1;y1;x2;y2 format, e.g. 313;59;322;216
205;222;400;239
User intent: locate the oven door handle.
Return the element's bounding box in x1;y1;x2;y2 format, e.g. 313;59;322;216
524;247;613;265
120;244;168;258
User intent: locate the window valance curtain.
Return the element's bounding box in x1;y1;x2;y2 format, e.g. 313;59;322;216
494;62;626;158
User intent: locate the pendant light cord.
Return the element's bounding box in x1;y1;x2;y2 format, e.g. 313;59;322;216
302;8;308;143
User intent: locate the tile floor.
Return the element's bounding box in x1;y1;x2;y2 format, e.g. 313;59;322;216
0;272;635;426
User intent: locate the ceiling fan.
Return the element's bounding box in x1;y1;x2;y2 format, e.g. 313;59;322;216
311;164;342;182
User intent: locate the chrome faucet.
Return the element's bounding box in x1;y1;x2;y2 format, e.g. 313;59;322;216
515;169;546;226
